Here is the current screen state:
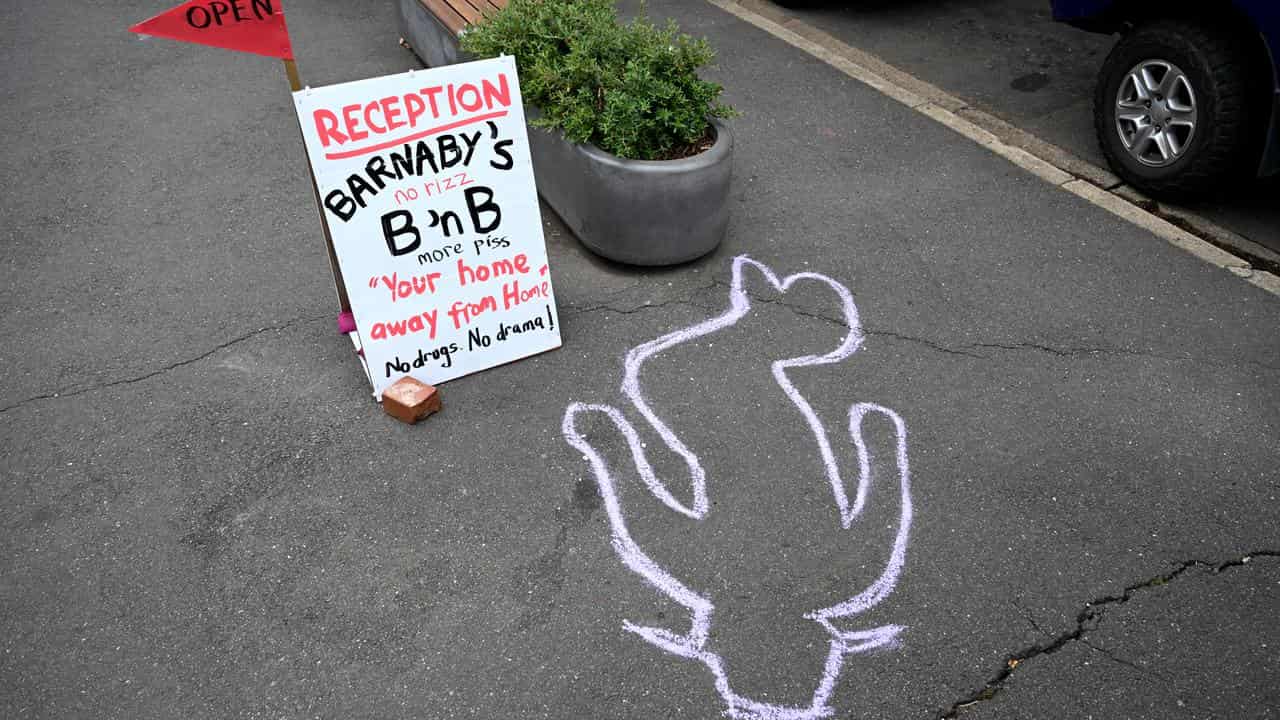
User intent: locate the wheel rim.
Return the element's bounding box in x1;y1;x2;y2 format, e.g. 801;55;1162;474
1114;59;1198;167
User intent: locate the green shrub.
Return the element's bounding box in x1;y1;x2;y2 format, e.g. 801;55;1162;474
460;0;736;161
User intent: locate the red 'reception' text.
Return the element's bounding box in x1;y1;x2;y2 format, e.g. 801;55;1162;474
313;73;513;159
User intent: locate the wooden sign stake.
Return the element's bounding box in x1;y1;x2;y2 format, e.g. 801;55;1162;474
284;58;352;314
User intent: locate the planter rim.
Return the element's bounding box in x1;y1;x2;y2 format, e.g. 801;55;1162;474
538;117;733;172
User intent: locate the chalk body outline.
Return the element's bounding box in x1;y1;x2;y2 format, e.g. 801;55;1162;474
562;255;913;720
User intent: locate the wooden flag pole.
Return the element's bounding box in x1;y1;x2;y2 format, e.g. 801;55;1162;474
284;58;352;314
283;58;303;91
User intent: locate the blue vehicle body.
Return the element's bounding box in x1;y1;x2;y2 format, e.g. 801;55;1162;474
1051;0;1280;177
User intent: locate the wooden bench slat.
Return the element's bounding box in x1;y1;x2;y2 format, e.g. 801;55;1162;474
417;0;507;40
418;0;468;35
446;0;485;25
459;0;497;19
464;0;507;20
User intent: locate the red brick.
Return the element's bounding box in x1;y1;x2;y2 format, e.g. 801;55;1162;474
382;377;442;424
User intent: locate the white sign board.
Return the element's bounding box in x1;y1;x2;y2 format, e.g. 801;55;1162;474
293;56;561;398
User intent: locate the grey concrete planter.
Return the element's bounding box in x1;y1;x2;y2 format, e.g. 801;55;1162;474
395;0;733;265
527;120;733;266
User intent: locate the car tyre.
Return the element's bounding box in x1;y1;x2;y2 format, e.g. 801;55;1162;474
1094;19;1262;199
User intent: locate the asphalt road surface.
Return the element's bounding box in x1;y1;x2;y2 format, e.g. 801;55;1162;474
782;0;1280;259
2;1;1278;719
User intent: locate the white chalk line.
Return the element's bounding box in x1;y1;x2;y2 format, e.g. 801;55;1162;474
563;255;913;719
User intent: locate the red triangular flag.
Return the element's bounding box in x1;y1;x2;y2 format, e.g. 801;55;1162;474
130;0;293;60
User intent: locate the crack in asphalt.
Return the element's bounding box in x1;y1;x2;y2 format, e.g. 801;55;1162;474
561;295;706;318
692;277;1280;372
867;329;988;359
903;337;1278;373
560;279;718;318
554;273;1279;373
962;340;1278;371
939;551;1280;718
1009;598;1052;639
0;315;327;416
14;274;1272;416
1080;638;1157;678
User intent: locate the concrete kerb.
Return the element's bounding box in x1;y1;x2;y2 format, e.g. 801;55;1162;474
917;103;1075;186
778;17;969;112
1245;269;1280;295
1158;204;1280;269
952;106;1123;189
704;0;1279;297
1062;180;1252;271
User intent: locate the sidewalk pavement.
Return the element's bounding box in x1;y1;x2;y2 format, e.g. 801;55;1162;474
1;1;1277;718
